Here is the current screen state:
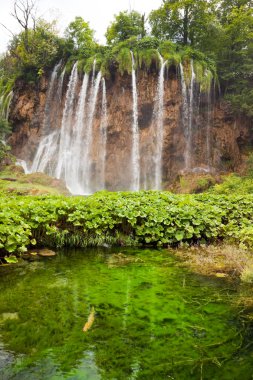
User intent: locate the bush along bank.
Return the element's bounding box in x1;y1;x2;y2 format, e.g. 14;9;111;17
1;191;253;259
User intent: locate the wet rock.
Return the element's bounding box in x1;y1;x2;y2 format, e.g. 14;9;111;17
37;249;57;257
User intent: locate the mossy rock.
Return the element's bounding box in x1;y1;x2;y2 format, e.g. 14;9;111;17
0;165;69;196
170;172;219;194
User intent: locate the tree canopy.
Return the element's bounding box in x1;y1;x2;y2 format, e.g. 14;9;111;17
0;0;252;118
64;17;96;58
105;11;145;44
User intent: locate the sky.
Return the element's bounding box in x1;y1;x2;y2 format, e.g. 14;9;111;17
0;0;162;53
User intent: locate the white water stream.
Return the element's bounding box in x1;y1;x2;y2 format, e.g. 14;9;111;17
130;51;140;191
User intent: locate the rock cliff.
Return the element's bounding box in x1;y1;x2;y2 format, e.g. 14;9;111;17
8;66;252;191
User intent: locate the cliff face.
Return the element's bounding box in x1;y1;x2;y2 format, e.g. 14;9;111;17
8;68;252;191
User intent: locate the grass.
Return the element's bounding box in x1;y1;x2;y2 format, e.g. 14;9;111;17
174;243;253;281
0;165;69;195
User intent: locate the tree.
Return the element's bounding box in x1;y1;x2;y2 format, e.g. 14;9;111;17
105;11;146;45
7;19;62;76
149;0;221;53
217;3;253;116
1;0;62;78
10;0;37;53
64;17;96;57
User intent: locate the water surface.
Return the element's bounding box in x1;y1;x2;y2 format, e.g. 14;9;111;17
0;248;252;379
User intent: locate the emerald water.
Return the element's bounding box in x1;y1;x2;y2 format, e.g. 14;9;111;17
0;248;253;380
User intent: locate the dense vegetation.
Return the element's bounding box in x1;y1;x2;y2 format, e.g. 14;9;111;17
1;191;253;260
0;0;252;119
0;1;253;260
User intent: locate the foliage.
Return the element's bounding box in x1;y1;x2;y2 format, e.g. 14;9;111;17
2;19;63;82
217;4;253;117
64;17;96;59
209;174;253;195
149;0;220;52
0;141;10;164
241;263;253;283
2;191;253;256
137;49;160;70
246;153;253;178
106;11;145;45
116;48;132;75
137;36;159;50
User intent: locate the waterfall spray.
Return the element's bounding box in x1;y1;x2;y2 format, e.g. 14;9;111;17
180;61;196;171
130;51;140;191
82;71;102;194
43;61;62;134
99;78;108;190
153;54;167;190
66;73;89;194
55;62;79;180
206;73;213;169
30;66;65;175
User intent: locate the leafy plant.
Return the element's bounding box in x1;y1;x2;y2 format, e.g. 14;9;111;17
2;191;253;257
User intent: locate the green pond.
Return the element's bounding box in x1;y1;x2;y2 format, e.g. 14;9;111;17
0;248;253;380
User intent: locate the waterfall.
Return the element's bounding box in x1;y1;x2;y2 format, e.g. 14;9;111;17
187;61;195;170
43;61;61;134
82;71;102;194
99;78;108;190
153;54;167;190
206;75;213;169
30;131;59;174
55;62;79;180
130;51;140;191
16;159;30;174
30;66;65;174
66;73;89;194
180;61;196;171
91;59;96;85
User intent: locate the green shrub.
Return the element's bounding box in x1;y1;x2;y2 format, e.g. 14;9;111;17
117;48;132;75
137;37;160;50
2;191;253;256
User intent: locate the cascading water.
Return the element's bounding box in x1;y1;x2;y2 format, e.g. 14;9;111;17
180;61;196;171
205;75;213;169
130;51;140;191
153;54;167;190
66;73;89;194
30;132;59;174
43;61;61;134
21;55;217;194
98;78;108;190
187;61;196;170
31;65;65;174
82;71;102;194
55;62;79;180
91;59;96;85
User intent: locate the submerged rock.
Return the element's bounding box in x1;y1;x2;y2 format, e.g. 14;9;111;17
37;249;56;257
107;253;143;268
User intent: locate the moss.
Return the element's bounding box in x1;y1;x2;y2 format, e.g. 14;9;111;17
0;165;69;196
137;49;160;70
209;174;253;195
117;48;132;75
171;173;218;194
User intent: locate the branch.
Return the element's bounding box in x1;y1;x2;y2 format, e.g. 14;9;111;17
0;23;15;37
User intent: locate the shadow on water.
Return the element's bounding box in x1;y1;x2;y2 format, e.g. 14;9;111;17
0;248;253;379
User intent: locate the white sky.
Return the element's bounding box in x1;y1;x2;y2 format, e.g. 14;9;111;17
0;0;162;53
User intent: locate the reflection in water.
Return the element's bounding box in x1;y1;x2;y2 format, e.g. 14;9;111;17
0;248;253;380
